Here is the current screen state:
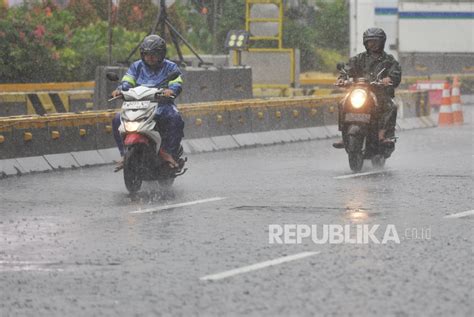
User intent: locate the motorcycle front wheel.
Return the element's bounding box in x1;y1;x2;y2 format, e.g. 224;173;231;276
348;152;364;172
158;177;175;187
123;147;143;194
371;154;386;169
347;135;364;172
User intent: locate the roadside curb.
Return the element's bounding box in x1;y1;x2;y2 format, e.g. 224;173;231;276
0;115;436;178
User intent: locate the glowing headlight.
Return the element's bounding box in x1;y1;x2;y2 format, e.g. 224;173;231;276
350;89;367;109
124;121;140;132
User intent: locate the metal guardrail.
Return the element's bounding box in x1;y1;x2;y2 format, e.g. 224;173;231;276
0;91;432;176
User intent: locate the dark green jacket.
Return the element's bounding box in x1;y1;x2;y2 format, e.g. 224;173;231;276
346;51;402;98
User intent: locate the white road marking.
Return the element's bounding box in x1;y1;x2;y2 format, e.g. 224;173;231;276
334;170;392;179
130;197;226;214
0;261;53;265
443;210;474;219
200;251;320;281
0;261;64;272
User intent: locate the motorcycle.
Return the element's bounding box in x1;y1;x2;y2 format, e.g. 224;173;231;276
335;63;396;172
107;71;187;194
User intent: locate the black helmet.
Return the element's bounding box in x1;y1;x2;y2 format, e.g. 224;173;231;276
363;28;386;50
140;34;166;64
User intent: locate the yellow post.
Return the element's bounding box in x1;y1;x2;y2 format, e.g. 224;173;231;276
245;0;295;90
246;0;283;48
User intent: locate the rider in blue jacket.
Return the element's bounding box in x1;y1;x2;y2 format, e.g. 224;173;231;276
111;35;184;170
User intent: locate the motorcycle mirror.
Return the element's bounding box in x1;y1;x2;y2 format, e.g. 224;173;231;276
106;72;120;82
166;71;180;82
336;63;345;71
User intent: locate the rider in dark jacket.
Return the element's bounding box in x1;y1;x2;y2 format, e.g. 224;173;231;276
333;28;402;148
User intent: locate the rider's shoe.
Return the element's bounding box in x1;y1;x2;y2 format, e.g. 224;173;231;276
113;158;124;172
176;158;186;170
379;138;395;146
332;139;345;149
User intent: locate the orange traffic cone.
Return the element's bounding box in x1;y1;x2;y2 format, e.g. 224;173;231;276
438;82;453;126
451;76;463;125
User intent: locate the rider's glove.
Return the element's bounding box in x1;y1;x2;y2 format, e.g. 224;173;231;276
119;81;133;91
381;77;393;86
111;90;122;98
162;89;175;98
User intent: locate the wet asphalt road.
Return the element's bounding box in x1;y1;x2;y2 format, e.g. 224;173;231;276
0;107;473;316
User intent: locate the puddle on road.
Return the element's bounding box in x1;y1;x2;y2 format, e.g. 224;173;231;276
343;208;381;223
231;205;381;223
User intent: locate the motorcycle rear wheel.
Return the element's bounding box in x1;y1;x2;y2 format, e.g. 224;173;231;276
124;148;143;194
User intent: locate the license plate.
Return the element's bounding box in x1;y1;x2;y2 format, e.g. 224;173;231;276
345;113;371;123
122;101;151;110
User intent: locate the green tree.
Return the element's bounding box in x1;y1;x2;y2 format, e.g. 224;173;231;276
90;0;111;21
313;0;349;52
0;1;7;19
283;5;319;70
174;0;245;54
66;0;99;27
116;0;159;32
58;21;146;81
283;0;349;71
0;2;75;83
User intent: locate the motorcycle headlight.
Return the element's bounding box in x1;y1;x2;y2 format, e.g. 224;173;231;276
350;89;367;109
124;121;140;132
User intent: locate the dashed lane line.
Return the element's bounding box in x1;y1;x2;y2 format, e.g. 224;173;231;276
443;210;474;219
200;251;320;281
334;170;392;179
130;197;227;214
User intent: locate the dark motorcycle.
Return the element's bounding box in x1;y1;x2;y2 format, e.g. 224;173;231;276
107;72;187;194
335;63;396;172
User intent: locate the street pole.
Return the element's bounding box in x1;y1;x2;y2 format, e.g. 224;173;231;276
212;0;218;54
107;0;113;65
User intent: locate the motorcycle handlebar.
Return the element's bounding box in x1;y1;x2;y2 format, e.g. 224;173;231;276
334;80;392;88
155;93;175;99
108;94;123;102
370;81;393;87
107;91;175;102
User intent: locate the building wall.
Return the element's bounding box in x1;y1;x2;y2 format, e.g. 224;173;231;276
374;0;399;58
398;2;474;53
349;0;375;56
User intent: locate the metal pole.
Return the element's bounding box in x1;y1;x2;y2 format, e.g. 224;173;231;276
107;0;113;65
159;0;166;37
164;19;206;65
212;0;218;54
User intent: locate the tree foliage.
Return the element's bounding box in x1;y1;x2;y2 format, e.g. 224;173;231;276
283;0;349;71
0;0;349;83
116;0;159;32
58;22;146;81
0;2;74;82
66;0;99;27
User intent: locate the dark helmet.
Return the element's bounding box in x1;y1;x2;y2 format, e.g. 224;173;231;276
140;34;167;64
363;27;386;50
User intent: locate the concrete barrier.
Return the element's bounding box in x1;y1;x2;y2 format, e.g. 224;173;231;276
0;91;94;116
93;66;253;108
0;91;433;177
